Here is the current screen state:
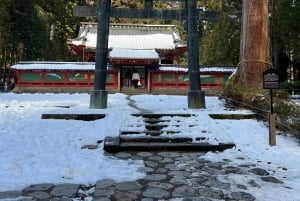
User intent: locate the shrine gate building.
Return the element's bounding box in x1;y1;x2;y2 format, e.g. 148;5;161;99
11;23;235;94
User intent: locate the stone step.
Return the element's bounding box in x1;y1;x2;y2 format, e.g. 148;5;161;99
104;112;235;152
132;113;194;118
120;130;181;136
144;124;169;130
208;113;257;120
143;118;171;124
119;142;235;152
121;87;148;95
120;136;193;143
103;136;235;152
41;113;105;121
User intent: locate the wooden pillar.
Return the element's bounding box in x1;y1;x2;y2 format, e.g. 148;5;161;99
239;0;272;88
147;69;151;93
216;73;222;89
64;71;68;86
88;71;92;86
117;69;121;92
90;0;110;109
186;0;205;109
17;71;21;88
41;71;45;87
144;0;153;9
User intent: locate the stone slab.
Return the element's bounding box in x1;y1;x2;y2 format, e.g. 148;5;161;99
50;184;80;197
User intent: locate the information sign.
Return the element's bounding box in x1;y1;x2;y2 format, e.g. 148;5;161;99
263;68;279;146
263;68;279;89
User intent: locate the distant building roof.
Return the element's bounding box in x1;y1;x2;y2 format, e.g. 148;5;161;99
68;23;186;51
11;62;236;73
158;65;237;73
11;62;96;70
109;48;159;60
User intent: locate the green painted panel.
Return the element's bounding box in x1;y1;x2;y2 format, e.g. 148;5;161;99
21;73;41;81
153;74;176;82
163;74;175;82
201;76;217;83
106;73;115;82
89;73;115;83
153;74;160;82
45;73;64;81
179;75;189;82
68;73;88;81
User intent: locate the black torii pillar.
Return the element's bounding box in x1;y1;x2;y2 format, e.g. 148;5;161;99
90;0;110;109
186;0;205;108
144;0;153;9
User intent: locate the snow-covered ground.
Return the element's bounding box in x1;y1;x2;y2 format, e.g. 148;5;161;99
291;94;300;104
0;93;299;201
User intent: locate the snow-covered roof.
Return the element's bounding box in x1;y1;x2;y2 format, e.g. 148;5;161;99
109;48;159;60
68;23;186;50
158;65;237;73
11;62;96;70
11;62;237;73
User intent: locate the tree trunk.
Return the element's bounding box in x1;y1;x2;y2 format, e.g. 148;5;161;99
238;0;272;88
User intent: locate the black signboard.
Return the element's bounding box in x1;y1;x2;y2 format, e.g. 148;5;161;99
263;68;279;89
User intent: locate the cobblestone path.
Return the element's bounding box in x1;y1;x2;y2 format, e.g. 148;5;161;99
0;151;285;201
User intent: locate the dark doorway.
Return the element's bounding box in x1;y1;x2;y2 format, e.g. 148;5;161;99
121;66;146;89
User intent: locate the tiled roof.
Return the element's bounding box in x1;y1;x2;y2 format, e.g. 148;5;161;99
11;62;96;70
11;62;236;73
158;65;237;73
109;48;159;60
157;64;237;73
68;23;186;50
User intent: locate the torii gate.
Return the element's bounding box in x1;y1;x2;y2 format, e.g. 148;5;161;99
74;0;218;109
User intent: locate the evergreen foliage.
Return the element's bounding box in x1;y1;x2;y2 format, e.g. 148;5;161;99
0;0;299;82
271;0;300;83
0;0;81;66
200;1;241;65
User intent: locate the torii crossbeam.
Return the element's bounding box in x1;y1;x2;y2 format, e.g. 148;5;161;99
74;4;218;21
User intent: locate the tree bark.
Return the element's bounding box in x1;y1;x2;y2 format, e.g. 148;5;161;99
238;0;272;88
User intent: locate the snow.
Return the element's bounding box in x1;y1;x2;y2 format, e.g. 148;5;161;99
158;66;236;73
0;93;300;201
109;48;159;59
70;23;183;50
291;94;300;99
10;62;95;70
291;94;300;104
11;62;236;74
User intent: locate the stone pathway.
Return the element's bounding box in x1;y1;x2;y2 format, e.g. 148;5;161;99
0;151;286;201
0;96;288;200
126;96;152;114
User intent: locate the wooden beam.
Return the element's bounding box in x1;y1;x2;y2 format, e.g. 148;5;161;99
73;6;219;21
73;6;96;17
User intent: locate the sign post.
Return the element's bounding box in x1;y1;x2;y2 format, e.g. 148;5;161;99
263;68;279;146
